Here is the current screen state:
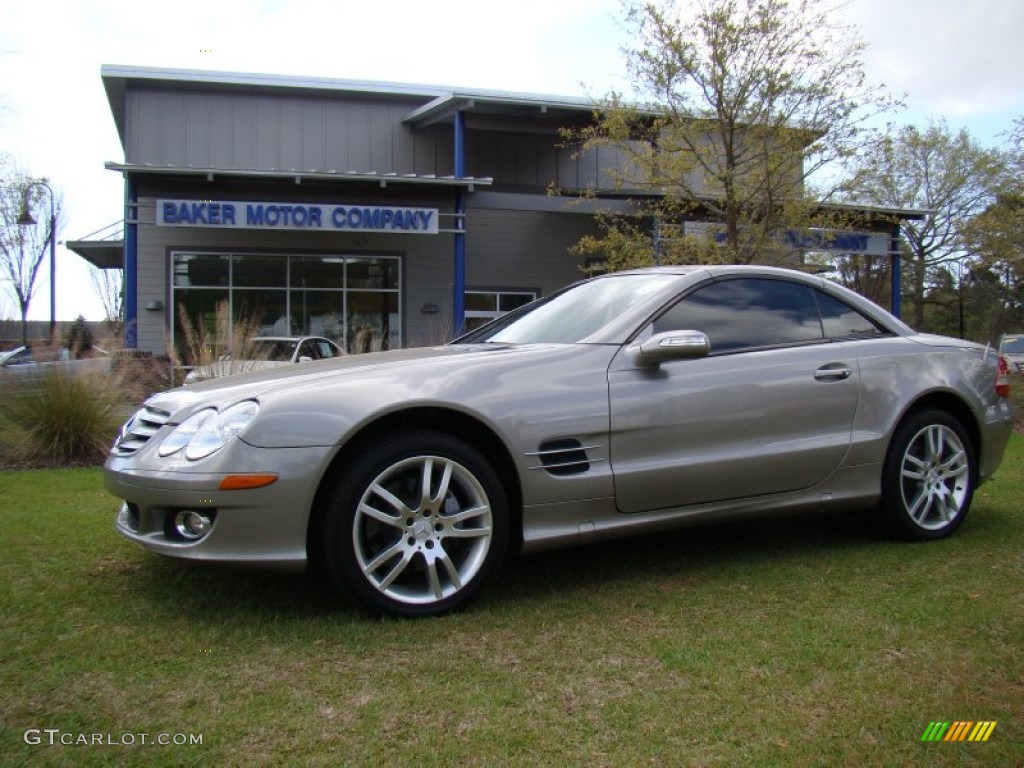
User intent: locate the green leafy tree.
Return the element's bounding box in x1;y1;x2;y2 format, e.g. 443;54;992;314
566;0;898;269
960;118;1024;334
843;120;1002;330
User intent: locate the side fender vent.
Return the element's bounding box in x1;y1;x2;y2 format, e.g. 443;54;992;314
527;439;599;477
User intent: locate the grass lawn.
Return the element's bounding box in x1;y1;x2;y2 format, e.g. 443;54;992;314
1;438;1022;767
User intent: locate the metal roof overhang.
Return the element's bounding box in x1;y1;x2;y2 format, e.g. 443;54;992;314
101;64;604;146
104;162;493;190
403;92;599;131
581;189;930;225
66;239;123;270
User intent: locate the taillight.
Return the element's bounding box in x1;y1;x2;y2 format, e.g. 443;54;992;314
996;355;1011;398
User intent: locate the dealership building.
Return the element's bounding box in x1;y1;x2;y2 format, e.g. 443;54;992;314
71;65;918;363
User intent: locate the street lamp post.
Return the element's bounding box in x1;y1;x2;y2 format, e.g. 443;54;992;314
17;180;56;343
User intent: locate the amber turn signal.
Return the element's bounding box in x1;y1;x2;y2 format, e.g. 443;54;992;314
218;474;279;491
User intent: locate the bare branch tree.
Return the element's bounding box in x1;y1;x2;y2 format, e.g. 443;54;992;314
90;266;124;333
0;158;64;345
844;120;1003;328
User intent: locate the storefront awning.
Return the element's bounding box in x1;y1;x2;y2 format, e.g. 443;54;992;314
65;220;124;269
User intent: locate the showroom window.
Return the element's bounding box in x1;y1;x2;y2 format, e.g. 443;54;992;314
171;252;401;363
464;289;537;331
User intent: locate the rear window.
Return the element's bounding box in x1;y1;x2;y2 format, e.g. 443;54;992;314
1000;336;1024;354
815;291;886;339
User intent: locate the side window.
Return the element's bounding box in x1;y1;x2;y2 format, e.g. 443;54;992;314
814;290;885;338
653;278;824;353
316;340;338;359
298;340;318;360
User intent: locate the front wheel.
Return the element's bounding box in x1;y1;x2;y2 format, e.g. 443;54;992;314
877;410;976;541
317;431;510;617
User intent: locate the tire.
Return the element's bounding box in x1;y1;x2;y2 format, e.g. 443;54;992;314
877;409;975;541
318;430;510;617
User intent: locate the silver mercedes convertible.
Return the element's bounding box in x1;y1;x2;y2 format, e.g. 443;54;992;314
105;265;1015;616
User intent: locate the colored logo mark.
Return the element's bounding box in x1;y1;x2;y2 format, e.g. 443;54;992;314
921;721;997;742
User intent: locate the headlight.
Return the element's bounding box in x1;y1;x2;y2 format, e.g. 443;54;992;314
158;401;260;461
158;408;216;457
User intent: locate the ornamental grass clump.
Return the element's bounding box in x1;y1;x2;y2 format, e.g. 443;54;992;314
0;366;126;466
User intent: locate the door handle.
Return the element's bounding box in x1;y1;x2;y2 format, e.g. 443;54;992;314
814;365;852;381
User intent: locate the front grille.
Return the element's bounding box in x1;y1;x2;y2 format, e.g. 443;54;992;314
111;405;171;456
527;438;599;476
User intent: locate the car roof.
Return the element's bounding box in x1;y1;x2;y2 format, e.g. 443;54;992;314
249;336;330;343
550;264;913;343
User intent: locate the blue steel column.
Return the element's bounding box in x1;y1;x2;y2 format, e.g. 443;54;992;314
124;176;138;348
890;223;901;319
453;110;467;336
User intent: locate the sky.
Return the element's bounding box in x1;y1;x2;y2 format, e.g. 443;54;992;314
2;0;1022;322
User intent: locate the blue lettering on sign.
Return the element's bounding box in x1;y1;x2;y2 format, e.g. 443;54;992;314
160;200;433;233
328;207;436;231
163;201;237;225
245;204;325;228
785;230;870;251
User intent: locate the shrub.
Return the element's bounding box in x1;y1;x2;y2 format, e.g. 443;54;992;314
0;366;127;465
64;315;95;358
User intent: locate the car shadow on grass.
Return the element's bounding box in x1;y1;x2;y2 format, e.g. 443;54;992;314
102;507;893;623
490;508;886;602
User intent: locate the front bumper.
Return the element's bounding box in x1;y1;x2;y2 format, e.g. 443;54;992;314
105;441;335;570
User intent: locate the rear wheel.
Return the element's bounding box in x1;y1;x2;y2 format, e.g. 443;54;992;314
318;431;509;617
878;409;975;541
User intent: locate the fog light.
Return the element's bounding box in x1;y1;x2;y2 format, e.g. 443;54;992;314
174;510;213;541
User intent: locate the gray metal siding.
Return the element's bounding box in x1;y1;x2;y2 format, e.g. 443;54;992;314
465;207;597;295
124;87;632;192
126;89;445;176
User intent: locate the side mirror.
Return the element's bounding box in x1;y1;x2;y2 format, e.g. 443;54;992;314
297;356;313;363
631;330;710;368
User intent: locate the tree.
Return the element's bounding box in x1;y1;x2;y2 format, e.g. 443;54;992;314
566;0;898;269
64;314;95;358
843;120;1002;330
960;117;1024;335
91;266;124;333
0;158;64;345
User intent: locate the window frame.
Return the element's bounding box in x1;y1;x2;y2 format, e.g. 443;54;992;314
647;276;889;356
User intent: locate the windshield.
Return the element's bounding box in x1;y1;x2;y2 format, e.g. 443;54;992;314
1000;336;1024;354
244;339;297;361
456;274;675;344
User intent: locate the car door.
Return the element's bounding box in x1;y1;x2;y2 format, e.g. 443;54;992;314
608;276;862;514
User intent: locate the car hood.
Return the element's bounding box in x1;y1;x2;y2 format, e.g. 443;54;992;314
152;343;580;421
